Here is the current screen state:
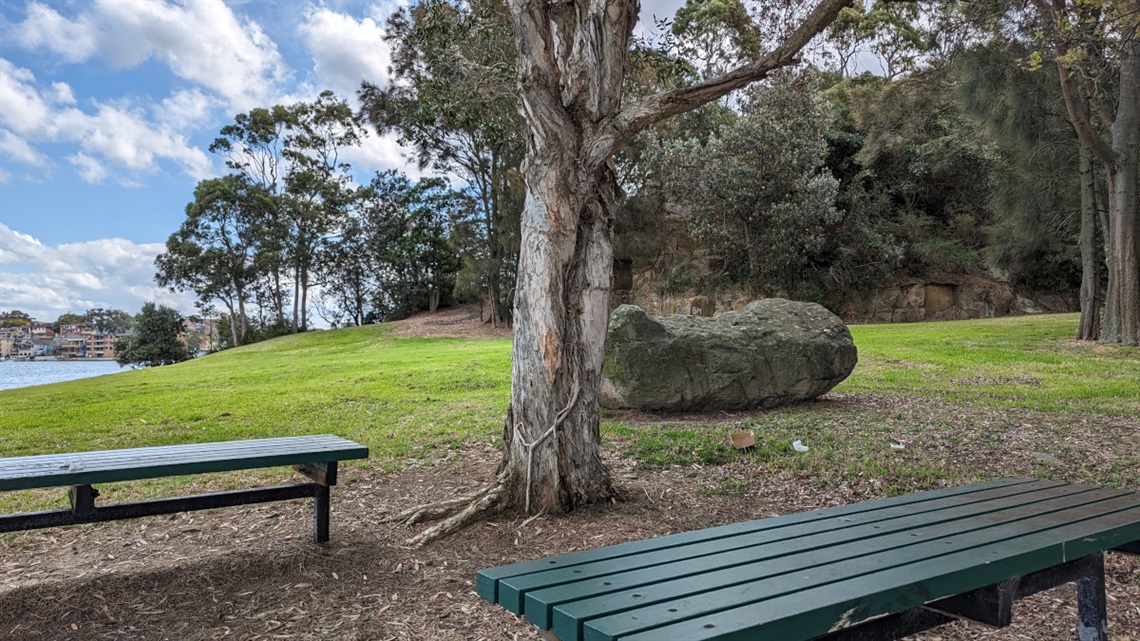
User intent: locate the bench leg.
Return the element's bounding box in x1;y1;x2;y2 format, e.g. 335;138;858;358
312;481;330;540
1076;553;1108;641
68;485;98;515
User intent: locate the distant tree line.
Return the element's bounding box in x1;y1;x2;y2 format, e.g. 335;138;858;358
154;92;469;348
1;308;134;334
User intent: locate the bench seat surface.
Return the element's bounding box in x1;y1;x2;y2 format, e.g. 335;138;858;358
476;478;1140;641
0;435;368;491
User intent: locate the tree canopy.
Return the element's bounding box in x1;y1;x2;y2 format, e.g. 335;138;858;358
115;303;193;368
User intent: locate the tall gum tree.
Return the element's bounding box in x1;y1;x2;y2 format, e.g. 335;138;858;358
1032;0;1140;345
398;0;855;545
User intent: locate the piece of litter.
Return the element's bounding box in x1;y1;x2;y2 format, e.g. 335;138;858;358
729;431;756;450
68;461;84;471
792;440;809;453
890;442;906;450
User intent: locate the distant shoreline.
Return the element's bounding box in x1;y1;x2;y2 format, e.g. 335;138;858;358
2;357;117;363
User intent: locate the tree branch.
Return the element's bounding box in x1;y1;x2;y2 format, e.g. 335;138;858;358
1032;0;1118;168
588;0;854;165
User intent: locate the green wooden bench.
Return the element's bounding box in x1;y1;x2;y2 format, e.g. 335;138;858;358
477;478;1140;640
0;435;368;543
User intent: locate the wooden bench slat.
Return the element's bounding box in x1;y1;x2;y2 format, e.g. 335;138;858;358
525;483;1118;631
476;478;1036;602
0;436;356;471
499;480;1074;616
0;435;368;491
606;502;1140;641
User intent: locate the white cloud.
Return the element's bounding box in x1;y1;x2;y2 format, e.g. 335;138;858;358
157;89;219;130
0;223;196;321
11;0;290;110
13;2;100;63
299;5;393;98
0;168;10;184
0;130;47;166
0;59;215;183
67;153;108;184
0;59;51;133
50;82;76;105
341;130;428;180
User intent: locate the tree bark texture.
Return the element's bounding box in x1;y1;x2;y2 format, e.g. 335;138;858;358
1078;140;1101;341
499;0;853;514
1101;34;1140;345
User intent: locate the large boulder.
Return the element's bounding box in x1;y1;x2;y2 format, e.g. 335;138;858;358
600;299;857;411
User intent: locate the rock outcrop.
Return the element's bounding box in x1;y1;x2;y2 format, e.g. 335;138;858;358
600;299;857;411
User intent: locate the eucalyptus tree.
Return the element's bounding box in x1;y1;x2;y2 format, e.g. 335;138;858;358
360;0;524;326
155;175;272;346
318;200;379;327
396;0;859;545
379;177;464;319
670;0;764;80
209;92;364;333
1027;0;1139;344
210;105;294;324
280;92;363;332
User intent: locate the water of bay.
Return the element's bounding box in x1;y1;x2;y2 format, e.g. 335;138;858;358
0;360;125;391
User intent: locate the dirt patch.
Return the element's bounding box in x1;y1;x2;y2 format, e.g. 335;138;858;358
2;421;1137;640
386;306;512;340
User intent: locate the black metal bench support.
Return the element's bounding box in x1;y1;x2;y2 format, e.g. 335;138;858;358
295;461;337;543
0;481;335;543
812;553;1113;641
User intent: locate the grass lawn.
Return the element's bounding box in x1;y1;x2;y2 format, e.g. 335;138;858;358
1;312;1136;512
843;313;1140;416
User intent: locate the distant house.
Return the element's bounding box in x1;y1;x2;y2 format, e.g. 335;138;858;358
31;337;55;357
182;318;220;355
15;341;36;359
30;324;55;339
59;334;90;358
52;324;122;359
91;333;117;358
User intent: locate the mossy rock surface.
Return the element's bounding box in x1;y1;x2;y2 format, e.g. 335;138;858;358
601;299;857;411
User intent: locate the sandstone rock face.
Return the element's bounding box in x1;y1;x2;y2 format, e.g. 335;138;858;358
841;278;1039;323
601;299;858;411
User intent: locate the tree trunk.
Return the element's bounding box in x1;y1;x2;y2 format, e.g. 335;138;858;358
1077;141;1101;341
300;260;309;332
501;154;619;512
1101;35;1139;345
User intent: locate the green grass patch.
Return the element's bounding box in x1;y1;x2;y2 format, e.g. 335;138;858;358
608;411;960;496
0;325;511;512
840;313;1140;416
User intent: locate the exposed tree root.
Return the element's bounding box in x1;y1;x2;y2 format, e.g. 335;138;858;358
392;496;474;527
398;471;511;547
